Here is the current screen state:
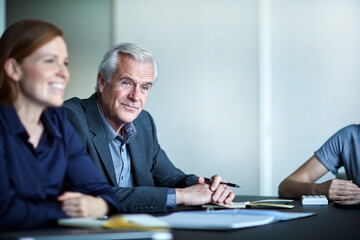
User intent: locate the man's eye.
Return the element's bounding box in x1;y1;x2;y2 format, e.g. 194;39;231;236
142;85;150;91
121;81;132;87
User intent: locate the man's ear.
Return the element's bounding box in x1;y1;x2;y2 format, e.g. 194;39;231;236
4;58;22;82
97;73;105;93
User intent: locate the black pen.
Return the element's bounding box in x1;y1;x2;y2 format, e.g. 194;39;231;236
204;177;240;188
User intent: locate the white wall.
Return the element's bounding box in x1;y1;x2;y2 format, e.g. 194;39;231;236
5;0;360;196
271;0;360;194
114;0;360;195
6;0;112;100
0;0;5;36
113;0;260;195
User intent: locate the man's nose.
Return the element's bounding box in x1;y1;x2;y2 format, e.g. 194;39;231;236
129;85;140;101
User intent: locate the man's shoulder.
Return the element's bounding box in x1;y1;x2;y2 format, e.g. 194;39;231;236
336;124;360;140
136;109;151;119
64;96;89;110
63;95;97;127
63;94;97;115
134;109;154;125
323;124;360;154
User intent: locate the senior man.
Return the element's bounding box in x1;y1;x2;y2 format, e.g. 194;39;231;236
64;43;234;212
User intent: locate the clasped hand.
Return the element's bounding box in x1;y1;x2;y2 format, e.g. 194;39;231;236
321;179;360;201
176;175;235;206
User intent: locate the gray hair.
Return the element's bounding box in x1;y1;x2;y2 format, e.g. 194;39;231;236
95;42;158;92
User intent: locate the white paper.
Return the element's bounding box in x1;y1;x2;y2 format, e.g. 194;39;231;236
157;209;315;230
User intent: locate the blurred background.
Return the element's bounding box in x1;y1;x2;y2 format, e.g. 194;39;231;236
2;0;360;196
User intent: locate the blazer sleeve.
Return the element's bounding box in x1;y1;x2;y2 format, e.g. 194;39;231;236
113;111;198;213
145;111;198;188
58;108;120;214
63;97;197;213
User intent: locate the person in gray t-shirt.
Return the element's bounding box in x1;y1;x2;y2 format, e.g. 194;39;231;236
278;124;360;201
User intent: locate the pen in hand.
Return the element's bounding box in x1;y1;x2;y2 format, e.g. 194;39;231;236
204;177;240;188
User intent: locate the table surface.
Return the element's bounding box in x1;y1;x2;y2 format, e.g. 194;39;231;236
171;195;360;240
1;195;359;240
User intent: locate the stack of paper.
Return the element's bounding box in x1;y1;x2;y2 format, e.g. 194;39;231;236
156;209;315;230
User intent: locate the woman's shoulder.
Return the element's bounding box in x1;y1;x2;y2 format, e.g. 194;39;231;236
45;107;67;121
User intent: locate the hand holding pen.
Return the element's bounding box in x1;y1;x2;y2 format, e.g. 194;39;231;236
199;175;237;204
204;177;240;188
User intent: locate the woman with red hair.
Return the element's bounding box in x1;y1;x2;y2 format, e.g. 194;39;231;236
0;19;119;230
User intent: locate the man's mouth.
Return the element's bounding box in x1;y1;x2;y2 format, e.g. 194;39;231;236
121;103;139;110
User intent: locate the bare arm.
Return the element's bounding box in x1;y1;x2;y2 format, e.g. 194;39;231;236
278;155;360;200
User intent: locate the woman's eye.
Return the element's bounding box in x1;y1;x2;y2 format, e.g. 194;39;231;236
45;59;55;64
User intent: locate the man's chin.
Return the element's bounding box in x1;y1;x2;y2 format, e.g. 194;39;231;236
120;113;140;123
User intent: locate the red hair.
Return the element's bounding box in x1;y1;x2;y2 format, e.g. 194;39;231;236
0;19;64;103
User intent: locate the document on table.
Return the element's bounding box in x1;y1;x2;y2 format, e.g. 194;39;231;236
156;209;315;230
203;199;295;209
58;214;169;230
58;209;315;231
58;214;172;240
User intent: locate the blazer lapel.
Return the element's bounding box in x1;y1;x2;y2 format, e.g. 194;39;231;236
128;130;155;187
85;94;117;186
128;141;146;186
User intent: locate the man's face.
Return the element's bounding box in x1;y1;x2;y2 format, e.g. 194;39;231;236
98;54;154;131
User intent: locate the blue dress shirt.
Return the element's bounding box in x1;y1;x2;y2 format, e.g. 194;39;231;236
96;103;177;209
96;102;136;187
0;105;119;230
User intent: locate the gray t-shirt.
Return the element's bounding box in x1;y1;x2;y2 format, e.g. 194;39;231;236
315;124;360;187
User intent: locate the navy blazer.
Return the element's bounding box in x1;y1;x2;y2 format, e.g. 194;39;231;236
63;93;197;212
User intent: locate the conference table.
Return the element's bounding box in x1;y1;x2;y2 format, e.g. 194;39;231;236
1;195;359;240
172;195;359;240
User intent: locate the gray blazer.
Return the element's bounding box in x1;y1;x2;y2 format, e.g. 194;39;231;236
63;93;197;212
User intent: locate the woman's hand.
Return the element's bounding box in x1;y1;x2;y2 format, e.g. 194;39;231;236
58;192;108;218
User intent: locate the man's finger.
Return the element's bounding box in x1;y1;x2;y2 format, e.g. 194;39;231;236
211;184;225;202
210;175;222;191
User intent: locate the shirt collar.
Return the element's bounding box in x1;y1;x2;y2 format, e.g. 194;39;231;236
96;101;137;144
1;104;26;135
41;108;62;139
0;104;62;139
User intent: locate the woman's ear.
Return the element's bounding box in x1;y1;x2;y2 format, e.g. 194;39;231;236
4;58;22;82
